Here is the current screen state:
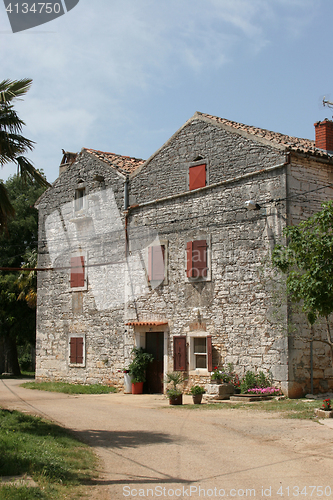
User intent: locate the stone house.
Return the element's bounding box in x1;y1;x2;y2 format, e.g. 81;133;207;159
35;112;333;397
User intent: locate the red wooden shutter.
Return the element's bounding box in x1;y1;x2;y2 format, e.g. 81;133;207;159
189;164;206;191
70;256;85;288
70;337;84;364
148;246;165;281
76;337;84;363
148;246;152;282
186;241;193;277
152;245;165;280
174;336;187;371
192;240;207;277
207;335;212;372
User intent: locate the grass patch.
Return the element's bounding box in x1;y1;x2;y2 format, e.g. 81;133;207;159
181;398;321;419
21;381;117;394
0;408;97;499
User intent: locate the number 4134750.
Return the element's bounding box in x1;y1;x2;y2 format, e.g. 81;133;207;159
277;486;332;496
5;3;61;14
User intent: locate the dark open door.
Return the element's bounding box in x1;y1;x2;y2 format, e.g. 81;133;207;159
145;332;164;393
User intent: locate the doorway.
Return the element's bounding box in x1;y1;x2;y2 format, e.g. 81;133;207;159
144;332;164;393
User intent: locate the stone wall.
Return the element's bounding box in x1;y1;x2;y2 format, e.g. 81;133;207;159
36;150;129;387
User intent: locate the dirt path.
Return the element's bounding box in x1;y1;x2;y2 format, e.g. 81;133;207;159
1;379;333;500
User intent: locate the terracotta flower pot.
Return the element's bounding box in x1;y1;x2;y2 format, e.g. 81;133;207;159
132;382;144;394
169;394;183;405
192;394;203;404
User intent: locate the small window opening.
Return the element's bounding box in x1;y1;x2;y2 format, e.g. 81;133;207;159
75;188;85;211
193;337;207;369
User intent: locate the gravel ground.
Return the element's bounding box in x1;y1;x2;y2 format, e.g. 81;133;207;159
1;379;333;500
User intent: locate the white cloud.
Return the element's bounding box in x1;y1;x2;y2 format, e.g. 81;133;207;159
0;0;321;183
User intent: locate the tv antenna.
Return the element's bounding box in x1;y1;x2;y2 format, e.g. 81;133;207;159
323;96;333;109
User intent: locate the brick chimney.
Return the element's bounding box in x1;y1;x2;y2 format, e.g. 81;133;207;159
314;119;333;152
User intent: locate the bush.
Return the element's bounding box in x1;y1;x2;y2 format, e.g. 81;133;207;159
240;370;272;393
190;385;205;395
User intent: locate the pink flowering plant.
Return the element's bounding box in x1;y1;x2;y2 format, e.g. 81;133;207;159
240;370;277;394
246;387;281;396
322;398;332;410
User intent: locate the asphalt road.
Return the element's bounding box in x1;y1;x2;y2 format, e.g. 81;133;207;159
1;379;333;500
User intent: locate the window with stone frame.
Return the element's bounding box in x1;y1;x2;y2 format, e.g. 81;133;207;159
189;335;212;372
70;255;85;288
148;244;165;282
186;239;207;278
74;186;86;212
69;336;85;366
189;163;206;190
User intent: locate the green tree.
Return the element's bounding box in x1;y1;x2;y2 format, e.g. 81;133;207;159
0;175;46;375
0;78;50;232
271;200;333;367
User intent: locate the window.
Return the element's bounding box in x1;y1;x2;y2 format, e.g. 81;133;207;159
189;163;206;190
75;187;85;211
186;240;207;278
193;337;207;368
146;241;168;285
70;255;86;289
190;335;212;372
148;245;165;282
69;336;85;366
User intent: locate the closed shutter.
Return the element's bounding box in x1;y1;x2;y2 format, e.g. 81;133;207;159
70;256;85;288
186;241;193;277
174;336;187;371
70;337;84;364
148;245;165;281
192;240;207;277
189;164;206;191
207;335;212;372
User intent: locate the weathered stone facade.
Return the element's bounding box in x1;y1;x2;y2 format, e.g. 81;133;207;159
35;112;333;397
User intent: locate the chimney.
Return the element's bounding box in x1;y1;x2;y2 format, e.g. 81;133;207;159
314;119;333;152
59;150;77;175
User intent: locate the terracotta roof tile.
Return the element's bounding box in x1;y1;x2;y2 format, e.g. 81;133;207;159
85;149;145;174
199;112;331;158
125;321;168;326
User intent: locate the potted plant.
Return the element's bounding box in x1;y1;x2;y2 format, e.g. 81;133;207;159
118;369;132;393
211;366;231;384
165;371;187;405
190;385;205;404
128;347;154;394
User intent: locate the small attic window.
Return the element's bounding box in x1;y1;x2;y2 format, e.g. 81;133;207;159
193;155;203;162
75;187;85;211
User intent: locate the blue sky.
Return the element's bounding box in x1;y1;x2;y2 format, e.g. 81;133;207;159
1;0;332;184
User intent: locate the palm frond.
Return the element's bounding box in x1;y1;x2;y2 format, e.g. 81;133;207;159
16;156;51;188
0;78;33;104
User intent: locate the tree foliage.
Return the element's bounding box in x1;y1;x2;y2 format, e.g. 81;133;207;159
0;78;50;232
272;201;333;368
272;200;333;324
0;175;46;374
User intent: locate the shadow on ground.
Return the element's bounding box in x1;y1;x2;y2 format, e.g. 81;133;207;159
75;429;178;449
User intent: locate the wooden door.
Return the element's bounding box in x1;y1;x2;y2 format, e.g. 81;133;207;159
145;332;164;393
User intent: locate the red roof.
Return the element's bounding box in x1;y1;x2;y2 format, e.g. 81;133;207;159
198;112;327;157
85;149;145;174
125;321;168;326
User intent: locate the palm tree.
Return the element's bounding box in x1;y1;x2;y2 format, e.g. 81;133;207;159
0;78;50;232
